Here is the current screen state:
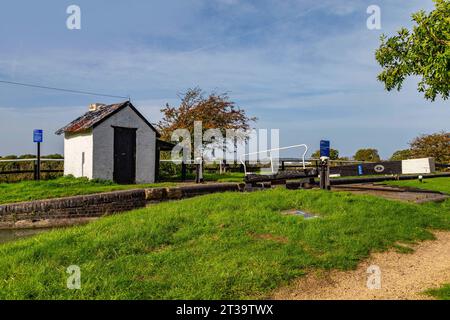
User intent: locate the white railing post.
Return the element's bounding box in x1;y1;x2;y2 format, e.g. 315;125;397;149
240;144;308;175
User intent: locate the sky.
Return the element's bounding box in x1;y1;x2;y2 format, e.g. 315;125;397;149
0;0;449;159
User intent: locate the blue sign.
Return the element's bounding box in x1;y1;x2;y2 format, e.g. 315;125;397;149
33;129;43;143
358;164;363;175
320;140;330;157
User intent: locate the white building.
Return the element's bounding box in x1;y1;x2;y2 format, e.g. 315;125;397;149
56;101;161;184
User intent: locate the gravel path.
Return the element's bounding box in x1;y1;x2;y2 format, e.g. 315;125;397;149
332;183;448;203
272;231;450;300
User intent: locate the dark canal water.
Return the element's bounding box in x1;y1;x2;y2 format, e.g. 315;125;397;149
0;228;52;244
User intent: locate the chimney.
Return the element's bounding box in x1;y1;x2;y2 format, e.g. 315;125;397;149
89;103;105;112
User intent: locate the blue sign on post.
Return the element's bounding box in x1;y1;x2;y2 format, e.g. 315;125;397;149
33;129;43;143
320;140;330;157
358;164;363;175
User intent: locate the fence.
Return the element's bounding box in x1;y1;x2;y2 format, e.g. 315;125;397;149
1;157;448;183
0;158;64;182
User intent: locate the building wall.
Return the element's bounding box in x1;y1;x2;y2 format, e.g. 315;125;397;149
63;130;93;179
92;106;156;183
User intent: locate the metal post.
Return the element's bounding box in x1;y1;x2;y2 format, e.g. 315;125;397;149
154;148;160;182
326;163;330;190
195;163;201;183
199;160;204;183
33;160;37;180
36;142;41;181
195;158;203;183
181;162;187;181
319;164;325;189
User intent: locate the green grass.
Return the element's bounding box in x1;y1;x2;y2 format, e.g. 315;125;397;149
0;176;175;205
204;172;244;182
384;177;450;194
426;284;450;300
0;173;244;205
0;188;449;299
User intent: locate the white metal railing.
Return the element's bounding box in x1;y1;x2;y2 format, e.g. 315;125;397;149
239;144;308;175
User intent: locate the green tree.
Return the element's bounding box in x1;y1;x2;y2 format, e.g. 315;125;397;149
18;154;36;159
390;149;413;161
375;0;450;101
43;154;64;159
1;155;18;160
311;148;340;160
409;131;450;163
353;149;381;162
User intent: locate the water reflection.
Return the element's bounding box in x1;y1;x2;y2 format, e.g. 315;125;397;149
0;228;51;244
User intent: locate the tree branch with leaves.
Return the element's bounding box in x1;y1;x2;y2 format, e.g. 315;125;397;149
375;0;450;101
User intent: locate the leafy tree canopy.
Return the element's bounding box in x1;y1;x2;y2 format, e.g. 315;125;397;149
1;155;18;160
390;149;413;161
375;0;450;101
157;87;256;145
311;148;340;160
353;148;381;162
409;131;450;163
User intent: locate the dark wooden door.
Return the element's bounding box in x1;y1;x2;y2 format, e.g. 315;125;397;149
113;127;136;184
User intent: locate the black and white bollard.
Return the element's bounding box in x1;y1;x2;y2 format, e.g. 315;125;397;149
319;156;330;190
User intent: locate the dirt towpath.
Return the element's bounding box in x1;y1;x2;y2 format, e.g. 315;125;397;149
272;231;450;300
332;183;448;204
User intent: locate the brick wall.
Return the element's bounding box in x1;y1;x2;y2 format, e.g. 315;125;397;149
145;183;244;202
0;189;146;224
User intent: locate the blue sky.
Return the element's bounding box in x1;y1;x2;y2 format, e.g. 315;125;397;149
0;0;449;158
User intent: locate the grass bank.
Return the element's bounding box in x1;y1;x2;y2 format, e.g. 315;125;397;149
204;172;244;182
0;176;175;205
0;188;449;299
427;284;450;300
384;177;450;194
0;173;244;205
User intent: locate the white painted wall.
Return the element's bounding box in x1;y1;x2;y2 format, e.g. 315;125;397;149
63;130;93;179
402;158;436;174
92;106;156;183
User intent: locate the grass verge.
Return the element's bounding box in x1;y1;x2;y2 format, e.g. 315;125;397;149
0;176;175;205
204;172;244;182
384;177;450;194
426;284;450;300
0;188;449;299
